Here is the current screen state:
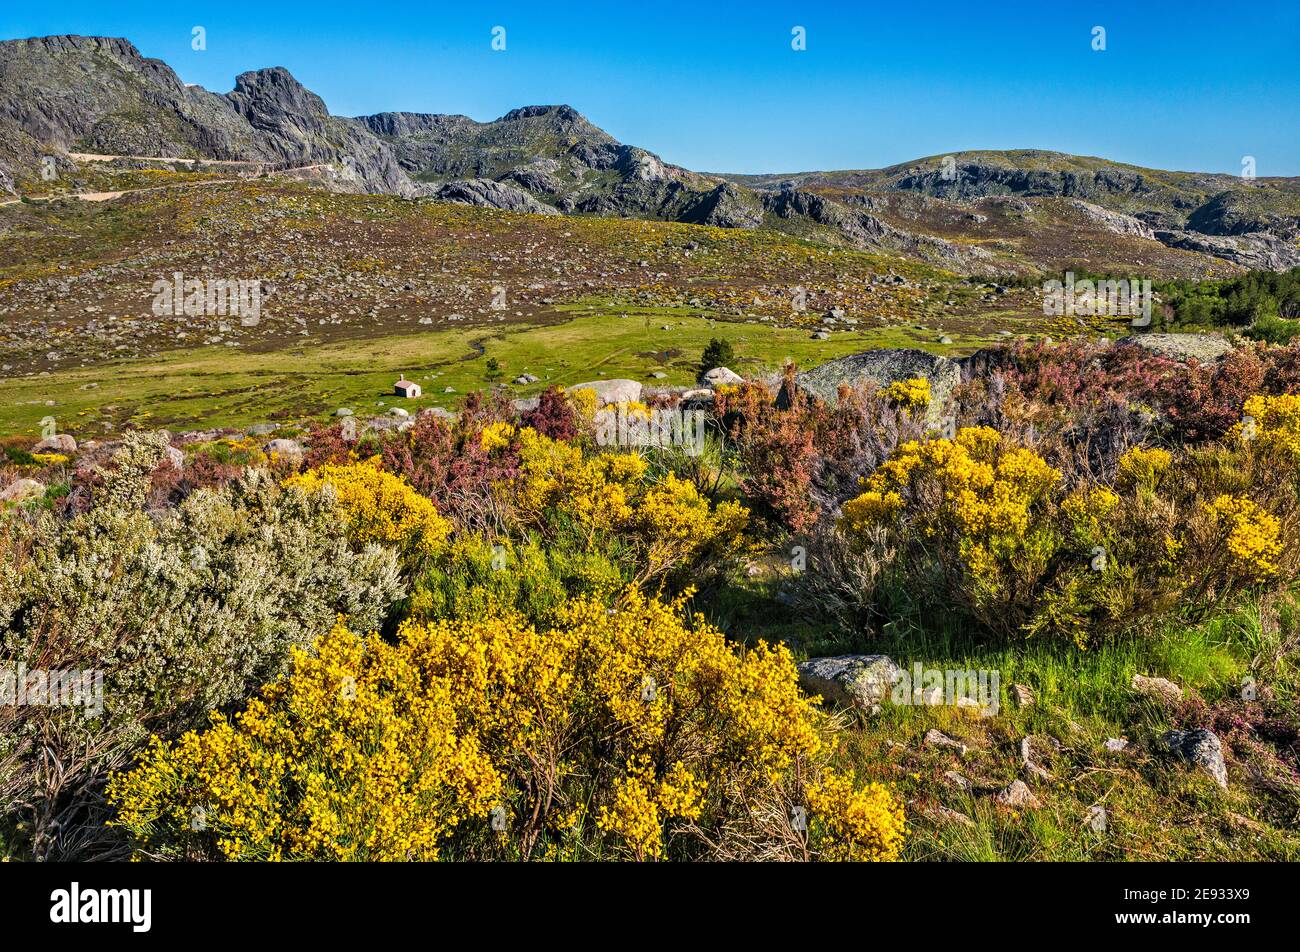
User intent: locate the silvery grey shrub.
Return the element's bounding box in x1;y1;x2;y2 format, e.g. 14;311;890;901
0;432;404;858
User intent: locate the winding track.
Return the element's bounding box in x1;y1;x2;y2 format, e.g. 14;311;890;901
0;156;337;207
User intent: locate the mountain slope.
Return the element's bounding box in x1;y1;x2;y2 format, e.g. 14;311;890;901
0;35;411;194
727;150;1300;271
1;36;1297;275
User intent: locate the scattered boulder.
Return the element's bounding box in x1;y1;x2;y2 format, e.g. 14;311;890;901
566;378;643;406
702;366;743;387
163;445;185;470
1159;728;1228;789
1132;674;1183;704
1104;737;1130;753
993;779;1041;809
1020;735;1060;781
796;655;901;717
944;770;972;791
1085;804;1108;833
1118;332;1234;364
335;408;354;417
32;433;76;454
924;728;968;757
794;348;960;422
916;802;976;828
263;438;304;460
1012;684;1035;708
0;478;45;505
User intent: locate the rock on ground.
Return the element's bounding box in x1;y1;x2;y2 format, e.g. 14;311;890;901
1132;673;1183;704
993;779;1041;809
566;379;643;406
703;366;743;386
0;478;45;504
32;434;77;454
263;438;304;460
796;655;900;717
793;348;960;423
1159;728;1228;789
924;728;969;756
1118;333;1234;364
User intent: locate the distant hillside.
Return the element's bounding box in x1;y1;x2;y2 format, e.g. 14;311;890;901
1;36;1298;275
726;150;1300;271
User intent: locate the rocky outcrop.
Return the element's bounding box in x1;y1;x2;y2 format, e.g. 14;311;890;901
682;183;764;229
1153;229;1300;271
1117;333;1234;364
1069;199;1157;240
796;655;901;716
426;178;558;215
1159;728;1228;789
795;348;961;415
762;186;992;269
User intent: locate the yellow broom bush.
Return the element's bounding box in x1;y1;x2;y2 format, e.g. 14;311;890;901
107;589;904;862
285;460;450;558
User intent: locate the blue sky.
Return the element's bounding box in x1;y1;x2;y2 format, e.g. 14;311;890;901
4;0;1299;175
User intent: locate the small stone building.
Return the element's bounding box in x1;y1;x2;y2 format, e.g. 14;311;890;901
394;377;422;399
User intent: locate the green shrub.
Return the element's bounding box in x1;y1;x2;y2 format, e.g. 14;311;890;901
0;432;406;859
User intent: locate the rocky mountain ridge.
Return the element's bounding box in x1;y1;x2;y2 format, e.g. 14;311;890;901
2;36;1297;273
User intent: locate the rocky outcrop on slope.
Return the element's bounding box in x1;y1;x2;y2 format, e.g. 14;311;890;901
0;36;410;194
1153;229;1300;271
425;178;558;214
1069;199;1157;240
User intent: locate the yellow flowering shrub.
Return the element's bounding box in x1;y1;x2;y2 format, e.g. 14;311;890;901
1233;393;1300;462
1205;494;1283;581
840;490;904;532
107;622;502;861
510;428;748;582
836;405;1300;642
1116;446;1173;491
30;452;71;467
1061;485;1119;543
478;421;516;453
840;428;1060;619
806;771;907;862
562;386;599;427
882;377;932;412
285;460;450;557
108;589;905;862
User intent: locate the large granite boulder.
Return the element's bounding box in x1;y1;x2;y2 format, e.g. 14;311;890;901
1118;333;1234;364
1159;728;1228;790
566;379;643;406
796;655;901;717
795;348;959;422
0;478;45;505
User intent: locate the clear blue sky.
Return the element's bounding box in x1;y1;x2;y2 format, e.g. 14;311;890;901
4;0;1299;176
